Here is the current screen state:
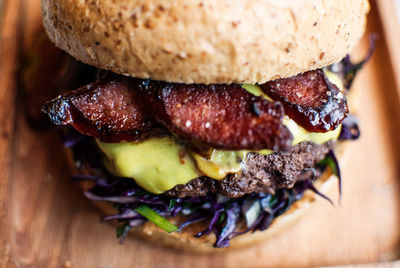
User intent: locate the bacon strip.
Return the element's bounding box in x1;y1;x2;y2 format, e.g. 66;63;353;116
42;76;164;142
260;70;348;132
43;76;293;150
139;80;293;151
43;69;346;148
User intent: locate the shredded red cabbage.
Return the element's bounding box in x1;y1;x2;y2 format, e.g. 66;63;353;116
85;175;326;248
328;33;377;90
317;150;342;203
339;115;360;141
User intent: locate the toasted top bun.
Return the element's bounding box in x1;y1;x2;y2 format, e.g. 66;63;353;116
41;0;369;84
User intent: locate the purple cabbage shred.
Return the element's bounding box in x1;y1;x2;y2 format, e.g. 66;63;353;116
328;33;377;90
339;115;360;141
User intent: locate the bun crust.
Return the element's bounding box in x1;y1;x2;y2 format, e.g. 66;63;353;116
70;142;348;253
41;0;369;84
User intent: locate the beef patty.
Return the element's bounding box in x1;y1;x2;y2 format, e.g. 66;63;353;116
166;141;333;198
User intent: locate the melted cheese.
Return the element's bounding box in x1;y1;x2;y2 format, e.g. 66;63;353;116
192;149;274;180
284;117;341;145
97;137;201;194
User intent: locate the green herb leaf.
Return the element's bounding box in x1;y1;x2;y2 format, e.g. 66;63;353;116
318;157;338;176
268;195;277;207
135;205;178;233
116;223;128;238
216;212;226;226
168;199;176;212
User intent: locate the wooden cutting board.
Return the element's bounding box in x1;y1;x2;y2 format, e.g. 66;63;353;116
1;0;400;267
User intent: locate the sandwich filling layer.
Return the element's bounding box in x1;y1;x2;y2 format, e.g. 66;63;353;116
97;119;340;194
43;68;347;195
95;71;344;194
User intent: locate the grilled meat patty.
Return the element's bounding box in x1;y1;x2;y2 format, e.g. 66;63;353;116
167;141;333;198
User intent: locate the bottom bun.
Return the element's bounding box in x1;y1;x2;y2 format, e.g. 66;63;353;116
67;141;348;253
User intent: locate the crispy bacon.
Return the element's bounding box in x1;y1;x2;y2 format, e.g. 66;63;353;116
139;80;293;151
260;70;348;132
41;76;164;142
42;69;347;148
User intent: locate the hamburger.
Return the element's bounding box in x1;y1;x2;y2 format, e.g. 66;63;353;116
39;0;372;251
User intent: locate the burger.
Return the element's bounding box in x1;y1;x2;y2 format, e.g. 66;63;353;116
39;0;372;251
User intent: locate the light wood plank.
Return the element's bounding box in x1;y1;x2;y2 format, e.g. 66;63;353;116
0;0;20;267
3;0;400;267
375;0;400;101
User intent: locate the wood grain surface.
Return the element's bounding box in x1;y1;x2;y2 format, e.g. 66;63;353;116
375;0;400;101
0;0;20;267
1;0;400;267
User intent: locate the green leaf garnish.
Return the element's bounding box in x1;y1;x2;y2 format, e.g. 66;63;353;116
135;205;178;233
168;199;176;212
116;223;128;238
268;195;277;207
318;157;338;176
216;212;226;226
